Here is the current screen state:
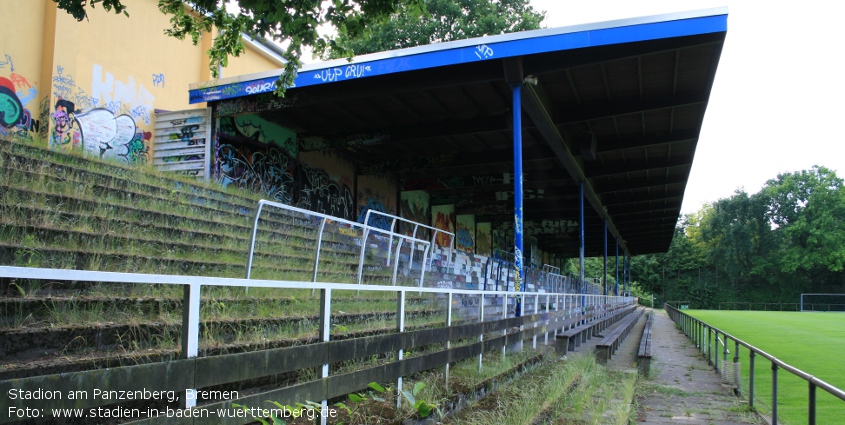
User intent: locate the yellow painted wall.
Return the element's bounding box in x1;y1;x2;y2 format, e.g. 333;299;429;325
0;0;282;165
221;41;284;79
0;0;48;144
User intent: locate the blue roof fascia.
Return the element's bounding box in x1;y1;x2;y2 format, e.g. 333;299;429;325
189;11;727;104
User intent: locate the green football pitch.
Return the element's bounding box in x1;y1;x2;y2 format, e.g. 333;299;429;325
685;310;845;425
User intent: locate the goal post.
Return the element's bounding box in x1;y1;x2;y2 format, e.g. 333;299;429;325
800;293;845;312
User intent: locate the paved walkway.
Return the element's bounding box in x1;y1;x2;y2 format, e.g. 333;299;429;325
633;309;763;425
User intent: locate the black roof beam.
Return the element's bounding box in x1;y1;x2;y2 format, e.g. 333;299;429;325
519;77;629;253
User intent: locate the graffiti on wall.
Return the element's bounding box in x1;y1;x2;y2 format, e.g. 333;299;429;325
49;100;149;163
220;114;296;156
476;222;492;256
456;215;476;253
301;133;391;152
217;144;296;204
357;187;395;231
404;173;513;192
152;74;165;88
216;114;298;202
46;65;153;164
431;204;455;247
492;228;512;259
0;55;41;143
92;64;154;125
297;163;355;221
216;92;297;117
400;190;430;237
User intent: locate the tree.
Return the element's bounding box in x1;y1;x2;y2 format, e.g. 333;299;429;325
761;166;845;278
53;0;424;95
326;0;545;58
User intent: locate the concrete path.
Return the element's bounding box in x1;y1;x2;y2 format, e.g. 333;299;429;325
635;309;763;425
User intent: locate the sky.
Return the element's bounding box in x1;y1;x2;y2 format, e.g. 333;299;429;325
528;0;845;214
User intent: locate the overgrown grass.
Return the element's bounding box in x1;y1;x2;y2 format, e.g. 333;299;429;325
688;310;845;425
447;352;636;425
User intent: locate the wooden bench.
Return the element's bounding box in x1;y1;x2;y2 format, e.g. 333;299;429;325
555;304;636;355
637;313;654;375
594;307;644;364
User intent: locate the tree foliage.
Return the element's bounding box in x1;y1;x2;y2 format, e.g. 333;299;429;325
326;0;545;58
627;165;845;308
53;0;424;95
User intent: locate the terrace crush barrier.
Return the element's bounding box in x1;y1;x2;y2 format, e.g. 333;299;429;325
665;303;845;425
0;266;633;424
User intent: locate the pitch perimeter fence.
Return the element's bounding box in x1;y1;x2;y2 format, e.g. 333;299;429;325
665;303;845;425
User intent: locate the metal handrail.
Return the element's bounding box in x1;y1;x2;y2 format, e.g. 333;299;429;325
0;265;636;417
360;209;455;286
665;303;845;425
244;199;431;285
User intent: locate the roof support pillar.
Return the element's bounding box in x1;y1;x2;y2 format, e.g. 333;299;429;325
615;239;619;296
623;251;628;296
603;219;608;296
580;181;586;313
512;82;524;317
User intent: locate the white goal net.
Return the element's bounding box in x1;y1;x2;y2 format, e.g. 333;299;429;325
800;293;845;312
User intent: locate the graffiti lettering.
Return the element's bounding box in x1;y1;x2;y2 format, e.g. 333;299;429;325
216;94;295;117
180;124;199;140
459;296;480;307
315;68;343;82
0;54;13;72
52;66;76;98
472;175;505;186
152;73;165;88
38;96;49;139
339;227;360;237
217;144;295;205
345;64;371;79
244;81;275;95
298;164;355;220
475;44;494;60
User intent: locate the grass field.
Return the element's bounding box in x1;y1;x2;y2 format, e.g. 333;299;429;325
686;310;845;425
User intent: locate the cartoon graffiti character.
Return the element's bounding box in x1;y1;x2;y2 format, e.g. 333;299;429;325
50;99;81;150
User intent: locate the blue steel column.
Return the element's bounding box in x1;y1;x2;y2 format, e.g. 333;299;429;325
512;83;524;317
603;219;608;296
615;240;619;296
623;251;628;296
579;182;585;317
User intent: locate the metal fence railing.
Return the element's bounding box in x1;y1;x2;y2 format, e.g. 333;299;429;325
665;303;845;425
0;265;634;424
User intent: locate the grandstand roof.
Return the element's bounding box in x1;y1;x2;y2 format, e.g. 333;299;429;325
190;8;728;257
